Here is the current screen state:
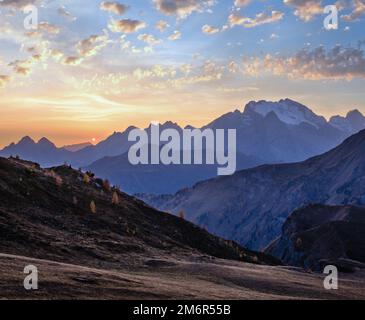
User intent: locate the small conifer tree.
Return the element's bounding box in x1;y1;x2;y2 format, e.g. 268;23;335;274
178;211;185;220
90;200;97;214
103;179;111;191
112;191;119;205
83;173;90;184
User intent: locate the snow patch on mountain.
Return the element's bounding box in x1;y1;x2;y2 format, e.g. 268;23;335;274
244;99;327;128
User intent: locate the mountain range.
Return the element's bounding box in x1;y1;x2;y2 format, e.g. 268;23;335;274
1;98;365;194
140;128;365;251
1;156;364;299
0;127;137;168
1;98;365;298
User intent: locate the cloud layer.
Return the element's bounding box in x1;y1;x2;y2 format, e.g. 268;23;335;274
244;45;365;80
154;0;215;18
283;0;323;21
108;19;146;33
0;0;36;9
342;0;365;21
100;1;128;15
229;11;284;28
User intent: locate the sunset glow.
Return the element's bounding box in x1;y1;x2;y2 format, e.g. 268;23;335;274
1;0;365;147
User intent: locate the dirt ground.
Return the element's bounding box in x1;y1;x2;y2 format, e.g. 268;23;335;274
1;253;364;300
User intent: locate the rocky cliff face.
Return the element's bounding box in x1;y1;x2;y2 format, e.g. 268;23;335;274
266;204;365;272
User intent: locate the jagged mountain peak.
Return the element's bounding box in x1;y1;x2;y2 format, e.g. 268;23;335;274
184;125;196;130
145;121;182;132
38;137;56;147
233;108;242;114
330;109;365;134
18;136;35;145
125;125;138;132
160;121;181;130
243;99;326;128
347;109;365;126
347;109;364;118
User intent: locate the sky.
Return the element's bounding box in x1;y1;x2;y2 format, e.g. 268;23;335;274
0;0;365;147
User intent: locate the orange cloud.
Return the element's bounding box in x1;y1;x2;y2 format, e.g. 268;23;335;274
108;19;146;33
154;0;215;18
284;0;323;21
229;11;284;28
168;30;182;40
100;1;128;15
0;75;10;87
202;24;220;34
